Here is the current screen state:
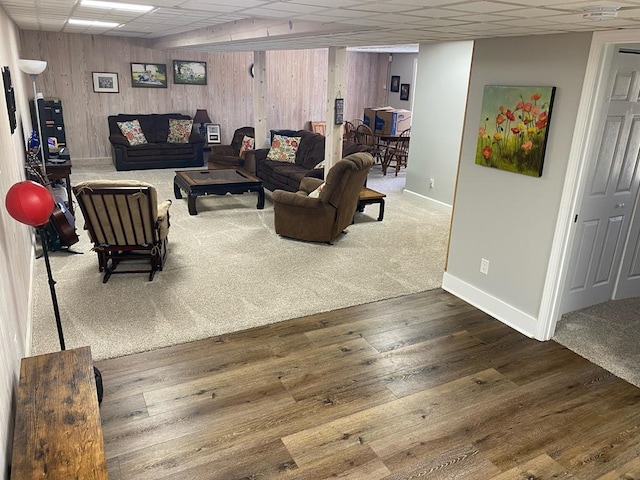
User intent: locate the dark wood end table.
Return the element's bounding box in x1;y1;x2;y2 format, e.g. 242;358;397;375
357;187;386;221
43;160;73;215
174;168;265;215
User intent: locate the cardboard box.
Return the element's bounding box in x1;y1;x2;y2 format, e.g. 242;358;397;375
376;109;412;136
363;107;393;132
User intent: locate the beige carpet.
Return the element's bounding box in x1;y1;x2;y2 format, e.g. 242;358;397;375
554;297;640;388
31;163;451;361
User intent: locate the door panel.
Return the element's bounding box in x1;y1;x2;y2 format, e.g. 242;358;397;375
569;220;599;290
594;216;623;285
563;49;640;313
617;118;640;191
616;187;640;299
590;116;622;195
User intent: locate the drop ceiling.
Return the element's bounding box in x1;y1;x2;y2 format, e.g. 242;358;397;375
1;0;640;52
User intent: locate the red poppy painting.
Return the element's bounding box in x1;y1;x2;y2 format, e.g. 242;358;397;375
476;85;556;177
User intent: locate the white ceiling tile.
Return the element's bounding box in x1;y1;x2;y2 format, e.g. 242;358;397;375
3;0;640;52
289;0;365;7
446;12;520;22
445;1;533;14
343;3;416;14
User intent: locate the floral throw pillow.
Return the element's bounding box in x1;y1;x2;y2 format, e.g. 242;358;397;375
117;119;147;146
239;135;255;156
267;134;301;163
167;118;193;144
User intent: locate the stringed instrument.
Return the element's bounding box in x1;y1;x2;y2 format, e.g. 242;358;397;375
25;150;79;248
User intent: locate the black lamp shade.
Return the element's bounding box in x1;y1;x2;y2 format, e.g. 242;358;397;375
193;109;211;124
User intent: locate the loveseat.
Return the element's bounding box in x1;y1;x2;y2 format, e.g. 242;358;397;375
245;129;368;192
108;113;205;171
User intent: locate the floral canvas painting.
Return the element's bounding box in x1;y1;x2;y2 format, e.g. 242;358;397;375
476;85;555;177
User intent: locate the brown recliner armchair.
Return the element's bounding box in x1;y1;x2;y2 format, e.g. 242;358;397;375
272;152;374;243
207;126;254;170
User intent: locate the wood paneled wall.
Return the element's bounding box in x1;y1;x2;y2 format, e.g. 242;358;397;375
18;31;387;160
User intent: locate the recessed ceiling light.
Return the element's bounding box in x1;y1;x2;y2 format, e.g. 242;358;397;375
582;5;619;20
68;19;121;28
80;0;154;13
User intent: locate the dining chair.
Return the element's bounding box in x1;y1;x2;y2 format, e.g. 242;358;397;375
343;121;357;141
355;124;383;163
382;127;411;176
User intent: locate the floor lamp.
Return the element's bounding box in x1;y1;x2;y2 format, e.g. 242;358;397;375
17;59;47;174
5;181;104;404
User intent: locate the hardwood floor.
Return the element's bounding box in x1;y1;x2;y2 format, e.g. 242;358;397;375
97;289;640;479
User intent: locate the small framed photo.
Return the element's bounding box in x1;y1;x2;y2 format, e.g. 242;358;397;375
400;83;410;101
131;63;167;88
92;72;119;93
206;124;221;144
173;60;207;85
390;75;400;93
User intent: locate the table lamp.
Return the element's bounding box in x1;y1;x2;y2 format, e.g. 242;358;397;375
193;109;211;137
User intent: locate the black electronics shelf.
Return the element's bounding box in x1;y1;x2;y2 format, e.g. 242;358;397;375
30;98;69;162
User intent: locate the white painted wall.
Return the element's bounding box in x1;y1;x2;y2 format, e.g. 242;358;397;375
0;6;37;476
404;41;473;209
443;33;592;337
387;53;417;109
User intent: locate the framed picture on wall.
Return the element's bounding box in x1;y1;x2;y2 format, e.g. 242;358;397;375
390;75;400;93
2;66;17;133
92;72;119;93
400;83;410;101
475;85;556;177
173;60;207;85
206;124;221;144
130;63;167;88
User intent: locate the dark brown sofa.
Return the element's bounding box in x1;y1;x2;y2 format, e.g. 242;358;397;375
245;129;369;192
108;113;205;171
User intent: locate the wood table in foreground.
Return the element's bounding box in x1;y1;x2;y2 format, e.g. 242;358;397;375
11;346;107;479
357;187;386;221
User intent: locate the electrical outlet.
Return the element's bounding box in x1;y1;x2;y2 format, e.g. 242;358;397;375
480;258;489;275
429;178;435;189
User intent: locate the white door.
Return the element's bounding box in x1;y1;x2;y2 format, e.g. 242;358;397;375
615;175;640;300
563;48;640;313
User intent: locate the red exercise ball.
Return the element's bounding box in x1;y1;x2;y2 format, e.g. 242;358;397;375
5;181;54;227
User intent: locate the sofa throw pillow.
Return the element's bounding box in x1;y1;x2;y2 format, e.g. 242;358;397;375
239;135;255;156
308;182;325;198
117;119;148;146
267;134;301;163
167;118;193;144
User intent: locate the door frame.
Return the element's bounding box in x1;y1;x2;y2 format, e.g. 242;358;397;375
538;29;640;341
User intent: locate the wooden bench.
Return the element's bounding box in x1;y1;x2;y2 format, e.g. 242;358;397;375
11;346;108;479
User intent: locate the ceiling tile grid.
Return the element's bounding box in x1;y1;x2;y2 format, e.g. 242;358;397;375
2;0;640;49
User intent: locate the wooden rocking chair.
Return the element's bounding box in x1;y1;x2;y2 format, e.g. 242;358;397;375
73;180;171;283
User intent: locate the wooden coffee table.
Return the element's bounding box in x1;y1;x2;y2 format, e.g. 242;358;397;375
174;168;265;215
357;187;386;221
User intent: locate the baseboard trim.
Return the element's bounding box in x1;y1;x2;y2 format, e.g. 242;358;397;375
25;234;36;358
72;157;112;166
442;272;539;339
403;189;452;214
